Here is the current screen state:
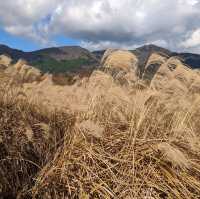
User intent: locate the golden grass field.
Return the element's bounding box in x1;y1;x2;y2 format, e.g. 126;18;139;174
0;51;200;198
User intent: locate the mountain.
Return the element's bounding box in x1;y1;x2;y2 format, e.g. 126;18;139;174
30;46;99;74
175;53;200;69
0;44;99;74
133;44;200;70
0;44;34;60
1;44;200;75
92;50;106;60
130;44;172;77
93;44;200;76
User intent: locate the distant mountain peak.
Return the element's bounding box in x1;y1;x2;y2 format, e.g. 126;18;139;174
0;43;200;75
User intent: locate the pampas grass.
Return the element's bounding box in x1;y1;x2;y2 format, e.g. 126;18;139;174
0;69;200;198
0;86;75;198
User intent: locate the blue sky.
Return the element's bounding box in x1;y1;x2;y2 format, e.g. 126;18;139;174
0;0;200;53
0;28;80;52
0;28;38;51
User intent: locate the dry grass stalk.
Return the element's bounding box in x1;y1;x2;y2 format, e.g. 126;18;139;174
0;68;200;198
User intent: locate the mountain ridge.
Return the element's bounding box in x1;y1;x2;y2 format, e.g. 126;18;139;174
0;43;199;74
0;44;99;74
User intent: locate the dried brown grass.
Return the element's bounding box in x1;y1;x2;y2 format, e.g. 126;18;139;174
0;70;200;198
0;85;75;198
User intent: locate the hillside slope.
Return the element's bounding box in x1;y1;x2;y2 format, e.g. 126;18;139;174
0;44;99;74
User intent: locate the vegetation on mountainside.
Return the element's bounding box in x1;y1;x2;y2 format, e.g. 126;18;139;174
31;57;91;73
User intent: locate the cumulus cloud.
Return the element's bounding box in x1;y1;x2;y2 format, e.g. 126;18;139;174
80;39;168;51
0;0;61;44
80;41;140;51
182;29;200;48
0;0;200;52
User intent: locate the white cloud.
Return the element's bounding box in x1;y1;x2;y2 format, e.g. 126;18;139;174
0;0;200;52
81;39;168;51
0;0;61;45
182;29;200;48
0;0;60;25
81;41;140;51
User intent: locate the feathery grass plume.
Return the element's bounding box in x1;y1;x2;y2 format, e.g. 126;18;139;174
0;86;75;198
28;70;200;198
0;63;200;198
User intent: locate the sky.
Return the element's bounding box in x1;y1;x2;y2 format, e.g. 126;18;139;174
0;0;200;53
